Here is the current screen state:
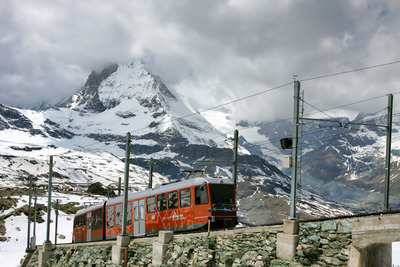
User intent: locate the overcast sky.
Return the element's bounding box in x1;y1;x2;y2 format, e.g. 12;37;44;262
1;0;400;122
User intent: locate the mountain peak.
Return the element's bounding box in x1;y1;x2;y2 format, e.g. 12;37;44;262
65;63;118;112
59;60;222;146
65;60;179;114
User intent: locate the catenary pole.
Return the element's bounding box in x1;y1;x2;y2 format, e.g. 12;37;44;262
118;178;122;196
45;155;53;242
55;199;59;245
26;176;33;251
32;187;37;249
384;94;393;210
121;132;131;236
232;130;239;190
149;157;154;189
290;81;301;219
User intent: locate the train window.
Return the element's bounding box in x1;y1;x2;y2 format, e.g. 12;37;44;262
147;196;156;213
115;203;123;227
180;188;191;207
168;191;178;209
91;212;95;230
195;185;209;205
92;208;103;231
107;205;114;228
157;194;167;211
134;206;138;222
210;185;235;209
140;205;144;220
87;214;91;229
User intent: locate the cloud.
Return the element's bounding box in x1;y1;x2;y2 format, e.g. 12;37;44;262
0;0;399;122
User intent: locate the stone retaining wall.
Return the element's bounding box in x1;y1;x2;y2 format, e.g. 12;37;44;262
163;229;278;266
27;241;153;266
296;219;352;266
25;219;353;266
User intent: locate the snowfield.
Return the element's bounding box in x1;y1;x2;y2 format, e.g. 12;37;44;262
0;192;106;266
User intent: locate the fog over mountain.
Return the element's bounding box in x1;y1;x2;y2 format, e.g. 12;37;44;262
1;60;371;223
2;60;399;218
1;1;400;122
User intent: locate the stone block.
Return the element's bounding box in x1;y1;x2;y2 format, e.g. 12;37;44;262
159;230;173;244
276;233;299;261
38;250;53;267
283;219;299;235
116;234;131;247
152;242;169;266
112;245;127;265
321;220;337;232
301;221;321;230
42;241;53;251
337;219;352;234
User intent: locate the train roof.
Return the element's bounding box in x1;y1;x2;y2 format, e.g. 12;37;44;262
75;201;105;216
107;177;233;205
74;177;233;214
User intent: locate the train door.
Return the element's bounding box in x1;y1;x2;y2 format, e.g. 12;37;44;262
87;212;92;241
134;199;145;236
193;184;210;228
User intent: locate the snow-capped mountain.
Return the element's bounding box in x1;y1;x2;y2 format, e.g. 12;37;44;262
62;60;221;147
207;110;400;212
3;59;400;266
0;60;354;227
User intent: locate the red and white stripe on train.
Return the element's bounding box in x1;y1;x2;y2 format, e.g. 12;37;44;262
73;177;237;242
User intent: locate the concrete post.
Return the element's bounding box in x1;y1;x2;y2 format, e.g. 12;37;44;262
152;231;173;266
111;235;131;264
276;219;299;261
38;241;53;267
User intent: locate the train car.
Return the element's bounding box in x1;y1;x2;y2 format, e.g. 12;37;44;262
73;177;237;242
72;202;106;243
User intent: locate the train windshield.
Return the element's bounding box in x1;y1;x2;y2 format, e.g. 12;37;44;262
209;185;235;211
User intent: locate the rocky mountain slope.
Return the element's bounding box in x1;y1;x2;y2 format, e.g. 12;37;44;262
227;111;400;212
0;60;376;226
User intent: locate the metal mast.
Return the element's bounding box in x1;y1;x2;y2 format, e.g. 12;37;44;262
290;81;301;219
384;94;393;210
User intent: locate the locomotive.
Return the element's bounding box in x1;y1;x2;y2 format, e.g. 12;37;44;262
73;177;237;242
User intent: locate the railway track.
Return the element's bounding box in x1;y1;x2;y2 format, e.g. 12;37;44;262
253;209;400;227
38;209;400;248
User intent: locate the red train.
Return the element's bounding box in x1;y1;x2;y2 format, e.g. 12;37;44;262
73;177;237;242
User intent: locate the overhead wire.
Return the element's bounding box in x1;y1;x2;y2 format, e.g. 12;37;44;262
201;108;400;169
300;60;400;82
67;59;400;168
211;91;399;146
79;76;400;152
191;109;400;165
